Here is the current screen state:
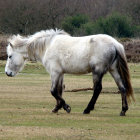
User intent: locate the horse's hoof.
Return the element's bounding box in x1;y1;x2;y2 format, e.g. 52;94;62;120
83;109;90;114
52;104;63;113
63;104;71;113
52;106;60;113
120;111;126;116
52;108;58;113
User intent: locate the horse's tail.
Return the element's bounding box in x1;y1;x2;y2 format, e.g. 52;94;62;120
115;43;135;103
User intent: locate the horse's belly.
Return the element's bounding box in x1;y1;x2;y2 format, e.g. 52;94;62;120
64;67;91;74
62;61;91;74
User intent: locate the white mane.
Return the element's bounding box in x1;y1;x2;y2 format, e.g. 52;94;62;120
8;29;69;47
26;29;69;44
8;29;69;60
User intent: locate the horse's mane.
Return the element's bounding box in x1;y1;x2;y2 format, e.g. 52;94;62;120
8;29;69;47
29;29;69;40
8;29;69;60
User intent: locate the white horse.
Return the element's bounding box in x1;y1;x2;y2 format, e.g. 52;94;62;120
5;29;134;116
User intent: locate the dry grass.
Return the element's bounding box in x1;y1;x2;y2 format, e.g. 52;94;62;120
0;62;140;140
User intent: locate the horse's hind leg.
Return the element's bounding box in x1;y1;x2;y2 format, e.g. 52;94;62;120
51;72;71;113
83;71;103;114
109;62;128;116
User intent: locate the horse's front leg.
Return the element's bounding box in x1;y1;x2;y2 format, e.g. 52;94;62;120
52;74;64;113
50;72;71;113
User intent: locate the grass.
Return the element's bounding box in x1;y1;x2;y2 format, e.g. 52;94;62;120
0;61;140;140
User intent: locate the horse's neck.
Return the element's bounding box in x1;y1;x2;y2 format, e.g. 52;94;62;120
25;33;54;62
26;41;46;63
27;47;43;62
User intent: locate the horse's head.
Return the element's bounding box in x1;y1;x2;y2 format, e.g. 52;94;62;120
5;43;25;77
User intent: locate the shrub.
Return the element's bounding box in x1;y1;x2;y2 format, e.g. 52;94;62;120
61;14;89;35
79;12;136;37
133;25;140;37
102;12;134;37
80;21;103;35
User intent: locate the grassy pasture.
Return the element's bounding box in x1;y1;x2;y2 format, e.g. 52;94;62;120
0;61;140;140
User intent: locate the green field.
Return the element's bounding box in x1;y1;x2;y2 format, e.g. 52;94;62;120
0;61;140;140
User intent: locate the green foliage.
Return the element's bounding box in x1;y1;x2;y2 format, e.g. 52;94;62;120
102;12;134;37
61;14;89;35
133;25;140;37
80;21;101;35
81;12;135;37
61;12;138;37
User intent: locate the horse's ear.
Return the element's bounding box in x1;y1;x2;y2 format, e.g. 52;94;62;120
9;42;13;48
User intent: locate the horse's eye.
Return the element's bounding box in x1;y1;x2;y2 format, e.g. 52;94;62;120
9;55;12;59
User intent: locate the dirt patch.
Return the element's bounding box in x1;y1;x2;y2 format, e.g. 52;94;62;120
0;35;9;60
120;39;140;62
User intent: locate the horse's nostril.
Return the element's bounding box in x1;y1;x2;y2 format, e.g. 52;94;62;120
6;72;8;76
6;72;13;77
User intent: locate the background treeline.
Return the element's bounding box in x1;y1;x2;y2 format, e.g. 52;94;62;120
0;0;139;37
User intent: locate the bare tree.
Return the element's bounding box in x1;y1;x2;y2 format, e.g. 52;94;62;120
0;0;139;34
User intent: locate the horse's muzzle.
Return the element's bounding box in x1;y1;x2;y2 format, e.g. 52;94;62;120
6;72;13;77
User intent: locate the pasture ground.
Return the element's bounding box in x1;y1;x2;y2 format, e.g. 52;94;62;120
0;61;140;140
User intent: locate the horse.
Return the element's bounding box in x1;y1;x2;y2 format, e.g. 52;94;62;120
5;29;135;116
